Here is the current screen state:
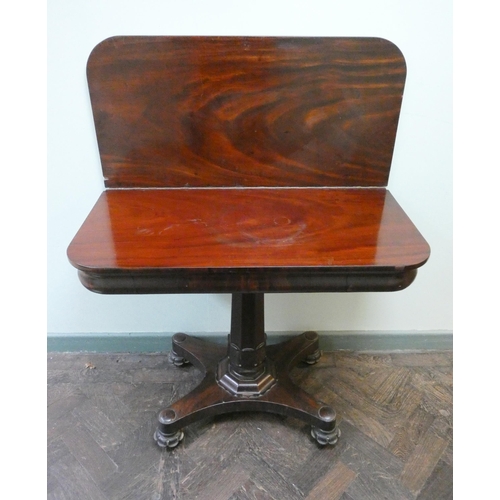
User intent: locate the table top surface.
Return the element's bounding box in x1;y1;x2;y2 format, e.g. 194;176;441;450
67;187;430;274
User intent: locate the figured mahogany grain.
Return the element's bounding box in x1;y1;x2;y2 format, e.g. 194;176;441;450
69;36;429;295
66;36;432;450
87;36;406;188
67;188;429;272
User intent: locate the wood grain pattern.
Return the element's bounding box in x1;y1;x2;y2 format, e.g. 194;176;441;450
64;36;434;463
67;188;429;293
306;461;357;500
87;36;406;188
68;35;429;294
47;350;452;499
400;428;449;493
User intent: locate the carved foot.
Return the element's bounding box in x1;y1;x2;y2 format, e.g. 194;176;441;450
311;425;341;445
300;331;321;365
169;349;190;367
154;409;184;448
310;405;340;445
304;349;322;365
154;428;184;448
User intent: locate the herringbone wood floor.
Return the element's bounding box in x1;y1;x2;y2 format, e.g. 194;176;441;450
47;347;452;499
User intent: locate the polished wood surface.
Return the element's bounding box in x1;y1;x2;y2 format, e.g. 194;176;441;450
71;34;427;295
68;36;430;447
67;187;429;293
68;187;428;270
87;36;406;188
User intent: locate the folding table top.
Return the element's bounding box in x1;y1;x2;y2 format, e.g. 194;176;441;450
68;36;429;294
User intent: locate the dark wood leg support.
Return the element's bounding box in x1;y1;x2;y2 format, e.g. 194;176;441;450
154;293;340;448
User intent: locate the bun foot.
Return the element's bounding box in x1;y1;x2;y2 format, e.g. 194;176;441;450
154;428;184;448
154;408;184;448
311;425;340;446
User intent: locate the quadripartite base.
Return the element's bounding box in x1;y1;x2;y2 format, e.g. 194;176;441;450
154;330;340;448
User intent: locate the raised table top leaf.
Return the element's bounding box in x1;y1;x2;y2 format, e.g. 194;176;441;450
87;36;406;189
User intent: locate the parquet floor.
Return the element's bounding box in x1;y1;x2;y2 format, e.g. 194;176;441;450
47;347;452;499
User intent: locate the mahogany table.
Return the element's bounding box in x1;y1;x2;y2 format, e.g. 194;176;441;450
67;36;430;448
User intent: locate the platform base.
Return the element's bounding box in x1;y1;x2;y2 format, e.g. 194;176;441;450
154;330;339;448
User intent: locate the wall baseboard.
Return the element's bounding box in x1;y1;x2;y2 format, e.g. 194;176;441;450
47;331;452;353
